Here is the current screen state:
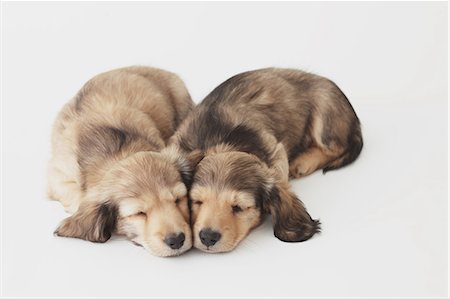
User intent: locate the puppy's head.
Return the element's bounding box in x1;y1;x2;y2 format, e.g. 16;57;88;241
55;150;194;257
190;144;320;253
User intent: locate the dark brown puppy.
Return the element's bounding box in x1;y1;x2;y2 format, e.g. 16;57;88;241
170;68;363;253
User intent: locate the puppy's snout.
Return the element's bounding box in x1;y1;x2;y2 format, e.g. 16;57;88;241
164;232;185;250
199;228;221;247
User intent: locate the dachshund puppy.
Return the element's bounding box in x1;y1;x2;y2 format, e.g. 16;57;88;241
170;68;363;253
48;66;195;256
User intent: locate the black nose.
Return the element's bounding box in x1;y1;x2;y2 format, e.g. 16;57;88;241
164;232;185;250
199;228;221;247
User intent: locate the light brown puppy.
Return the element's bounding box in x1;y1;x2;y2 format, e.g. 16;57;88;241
48;66;195;256
171;68;363;253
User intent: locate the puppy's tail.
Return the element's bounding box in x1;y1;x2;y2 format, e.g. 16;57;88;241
323;122;363;174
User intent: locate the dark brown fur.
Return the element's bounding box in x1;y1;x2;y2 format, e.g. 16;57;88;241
171;68;362;251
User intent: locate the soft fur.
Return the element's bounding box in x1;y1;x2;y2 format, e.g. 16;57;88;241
170;68;363;253
48;66;195;256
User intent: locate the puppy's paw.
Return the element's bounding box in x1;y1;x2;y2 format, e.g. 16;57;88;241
289;162;315;179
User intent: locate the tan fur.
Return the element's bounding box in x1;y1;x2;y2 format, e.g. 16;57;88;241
190;186;260;252
188;153;244;252
49;66;194;256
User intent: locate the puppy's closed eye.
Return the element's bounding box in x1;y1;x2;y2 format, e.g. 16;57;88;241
134;211;146;217
231;205;243;213
192;200;203;206
175;196;187;205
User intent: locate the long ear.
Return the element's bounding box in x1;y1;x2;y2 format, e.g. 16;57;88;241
263;143;320;242
264;183;320;242
161;145;204;189
54;201;118;243
269;142;290;181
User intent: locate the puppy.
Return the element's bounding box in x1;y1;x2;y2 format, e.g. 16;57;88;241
48;66;195;256
170;68;363;253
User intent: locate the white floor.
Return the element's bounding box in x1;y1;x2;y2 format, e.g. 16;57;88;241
2;2;448;298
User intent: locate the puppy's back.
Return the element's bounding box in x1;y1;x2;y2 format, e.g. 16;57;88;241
175;67;362;175
73;66;192;140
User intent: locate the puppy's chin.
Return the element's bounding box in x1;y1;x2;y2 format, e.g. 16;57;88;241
135;238;193;257
193;237;237;254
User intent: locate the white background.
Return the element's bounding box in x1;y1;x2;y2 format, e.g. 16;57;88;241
1;2;448;298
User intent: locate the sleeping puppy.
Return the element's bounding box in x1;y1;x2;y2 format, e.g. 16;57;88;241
48;66;195;256
170;68;363;253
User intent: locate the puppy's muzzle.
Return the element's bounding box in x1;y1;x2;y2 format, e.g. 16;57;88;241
199;228;221;247
164;232;185;250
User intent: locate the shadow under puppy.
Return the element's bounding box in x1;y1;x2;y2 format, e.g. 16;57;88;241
170;68;363;253
48;66;195;256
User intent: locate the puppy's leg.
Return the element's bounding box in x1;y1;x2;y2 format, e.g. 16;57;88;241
289;108;362;178
48;165;82;214
289;147;335;178
321;122;363;173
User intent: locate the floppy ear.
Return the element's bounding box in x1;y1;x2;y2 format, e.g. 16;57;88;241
54;201;118;243
178;150;205;188
269;142;290;181
263;142;320;242
263;183;320;242
161;145;204;189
